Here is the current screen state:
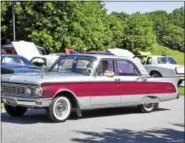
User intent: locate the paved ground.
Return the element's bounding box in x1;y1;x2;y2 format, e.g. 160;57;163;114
1;96;184;143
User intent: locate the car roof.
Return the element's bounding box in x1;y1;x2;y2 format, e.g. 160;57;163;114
1;54;26;58
64;54;134;61
148;55;173;58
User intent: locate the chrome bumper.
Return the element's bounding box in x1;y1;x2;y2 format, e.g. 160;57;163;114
177;75;184;79
2;96;52;107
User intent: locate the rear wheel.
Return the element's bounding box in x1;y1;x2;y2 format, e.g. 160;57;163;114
154;103;159;109
47;96;71;122
4;104;27;117
150;71;162;77
138;103;155;113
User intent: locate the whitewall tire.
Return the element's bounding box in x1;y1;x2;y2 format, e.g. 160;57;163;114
138;103;155;113
47;96;71;122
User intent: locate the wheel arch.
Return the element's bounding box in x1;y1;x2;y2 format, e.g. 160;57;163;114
150;70;163;76
140;96;161;105
53;89;82;117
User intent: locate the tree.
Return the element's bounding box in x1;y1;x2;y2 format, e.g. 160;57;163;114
162;24;184;51
123;13;156;52
169;7;184;28
147;10;168;45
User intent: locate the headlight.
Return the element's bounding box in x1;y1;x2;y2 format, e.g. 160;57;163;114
25;88;31;96
31;87;42;97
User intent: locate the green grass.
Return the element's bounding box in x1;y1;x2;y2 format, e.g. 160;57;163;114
178;87;184;95
150;45;184;65
1;103;4;109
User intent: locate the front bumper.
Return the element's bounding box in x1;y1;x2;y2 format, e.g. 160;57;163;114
2;96;52;107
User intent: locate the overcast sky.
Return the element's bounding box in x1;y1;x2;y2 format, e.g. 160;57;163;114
104;2;184;14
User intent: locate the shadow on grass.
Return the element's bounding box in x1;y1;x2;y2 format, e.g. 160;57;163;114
72;127;185;143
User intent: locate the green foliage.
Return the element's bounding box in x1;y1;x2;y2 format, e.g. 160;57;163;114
1;1;184;54
162;24;184;51
123;13;156;52
147;7;184;52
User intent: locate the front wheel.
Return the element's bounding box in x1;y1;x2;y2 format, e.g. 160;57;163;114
138;103;155;113
4;104;27;117
47;96;71;122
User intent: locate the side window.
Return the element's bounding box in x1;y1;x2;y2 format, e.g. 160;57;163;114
145;57;152;65
116;60;139;76
51;58;74;72
95;60;114;76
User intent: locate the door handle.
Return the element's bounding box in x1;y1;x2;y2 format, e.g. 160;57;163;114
115;78;121;82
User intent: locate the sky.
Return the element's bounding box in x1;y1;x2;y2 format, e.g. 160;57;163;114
104;2;184;14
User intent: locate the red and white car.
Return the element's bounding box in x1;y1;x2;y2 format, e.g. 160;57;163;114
1;54;180;122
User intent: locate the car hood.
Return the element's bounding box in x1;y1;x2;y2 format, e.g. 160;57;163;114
2;64;41;73
1;72;89;85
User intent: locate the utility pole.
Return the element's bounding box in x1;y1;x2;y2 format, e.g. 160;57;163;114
11;2;16;41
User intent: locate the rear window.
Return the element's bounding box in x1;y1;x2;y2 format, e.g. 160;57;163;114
157;57;177;64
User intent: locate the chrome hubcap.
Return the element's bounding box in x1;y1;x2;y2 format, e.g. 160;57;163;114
55;100;68;116
143;103;154;110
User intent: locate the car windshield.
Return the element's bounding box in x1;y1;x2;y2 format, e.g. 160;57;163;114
157;57;177;64
49;56;96;75
1;56;33;66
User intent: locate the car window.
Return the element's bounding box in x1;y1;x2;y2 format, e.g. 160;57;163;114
51;58;74;72
2;57;32;65
95;60;114;76
49;56;95;75
116;60;139;76
145;57;152;65
157;57;177;64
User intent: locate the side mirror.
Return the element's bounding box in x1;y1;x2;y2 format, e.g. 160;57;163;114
104;71;115;78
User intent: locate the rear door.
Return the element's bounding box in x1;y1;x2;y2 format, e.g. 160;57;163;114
114;59;144;105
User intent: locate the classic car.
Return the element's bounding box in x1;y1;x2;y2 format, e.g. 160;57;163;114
1;54;41;74
2;42;46;55
1;54;180;122
134;55;184;87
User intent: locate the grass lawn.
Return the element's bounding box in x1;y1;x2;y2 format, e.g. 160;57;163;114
178;87;184;95
1;103;4;109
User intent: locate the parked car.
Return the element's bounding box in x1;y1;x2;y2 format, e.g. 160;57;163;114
134;55;184;87
2;43;46;55
1;54;41;74
1;54;179;122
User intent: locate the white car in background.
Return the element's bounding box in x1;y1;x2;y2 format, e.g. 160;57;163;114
135;55;184;87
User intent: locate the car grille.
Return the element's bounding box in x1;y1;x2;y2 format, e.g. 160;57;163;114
1;82;38;97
